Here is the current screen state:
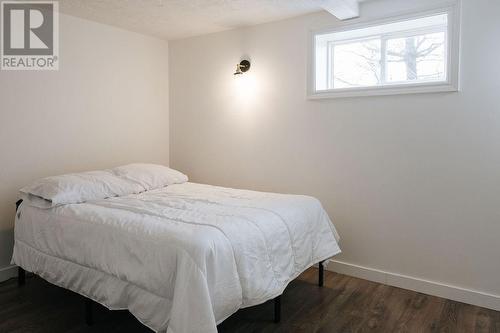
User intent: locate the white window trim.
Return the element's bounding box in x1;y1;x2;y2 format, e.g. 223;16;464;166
308;3;461;99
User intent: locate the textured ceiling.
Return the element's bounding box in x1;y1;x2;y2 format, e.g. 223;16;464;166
58;0;353;40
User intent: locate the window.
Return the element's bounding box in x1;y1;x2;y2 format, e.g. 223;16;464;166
310;7;460;98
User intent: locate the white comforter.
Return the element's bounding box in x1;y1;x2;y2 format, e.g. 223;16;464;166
12;182;341;333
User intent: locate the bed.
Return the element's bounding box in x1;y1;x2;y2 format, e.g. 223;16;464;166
12;164;341;333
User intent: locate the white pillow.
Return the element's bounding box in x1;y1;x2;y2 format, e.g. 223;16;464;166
112;164;188;190
20;170;143;208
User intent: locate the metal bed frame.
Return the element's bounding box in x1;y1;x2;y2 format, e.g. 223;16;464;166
15;199;325;326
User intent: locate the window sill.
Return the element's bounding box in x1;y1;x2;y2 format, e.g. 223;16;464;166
308;81;458;99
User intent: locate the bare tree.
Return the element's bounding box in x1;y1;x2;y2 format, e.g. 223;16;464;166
387;35;444;81
333;33;444;86
333;40;381;87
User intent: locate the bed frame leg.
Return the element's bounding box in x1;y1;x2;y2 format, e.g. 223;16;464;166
16;201;26;288
318;261;324;287
85;299;94;326
18;267;26;287
274;295;281;323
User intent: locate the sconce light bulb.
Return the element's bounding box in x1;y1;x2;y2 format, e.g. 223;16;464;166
234;64;243;75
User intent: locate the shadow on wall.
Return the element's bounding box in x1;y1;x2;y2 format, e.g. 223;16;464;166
0;228;14;271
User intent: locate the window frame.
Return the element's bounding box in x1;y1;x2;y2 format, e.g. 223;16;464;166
308;4;461;99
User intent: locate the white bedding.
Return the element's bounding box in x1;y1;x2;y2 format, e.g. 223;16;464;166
12;182;341;333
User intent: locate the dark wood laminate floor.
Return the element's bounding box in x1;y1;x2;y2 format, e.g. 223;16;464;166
0;268;498;333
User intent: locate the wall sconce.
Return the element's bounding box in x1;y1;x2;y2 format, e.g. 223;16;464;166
234;60;251;75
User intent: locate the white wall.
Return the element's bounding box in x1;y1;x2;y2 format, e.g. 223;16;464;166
0;14;169;278
170;0;500;309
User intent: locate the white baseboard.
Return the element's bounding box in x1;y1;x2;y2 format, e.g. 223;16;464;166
327;260;500;311
0;265;18;282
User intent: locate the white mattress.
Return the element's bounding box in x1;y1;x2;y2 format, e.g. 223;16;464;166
12;182;341;333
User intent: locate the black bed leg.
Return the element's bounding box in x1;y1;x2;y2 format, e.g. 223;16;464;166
16;200;26;288
18;267;25;287
318;261;324;287
274;295;281;323
85;299;94;326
